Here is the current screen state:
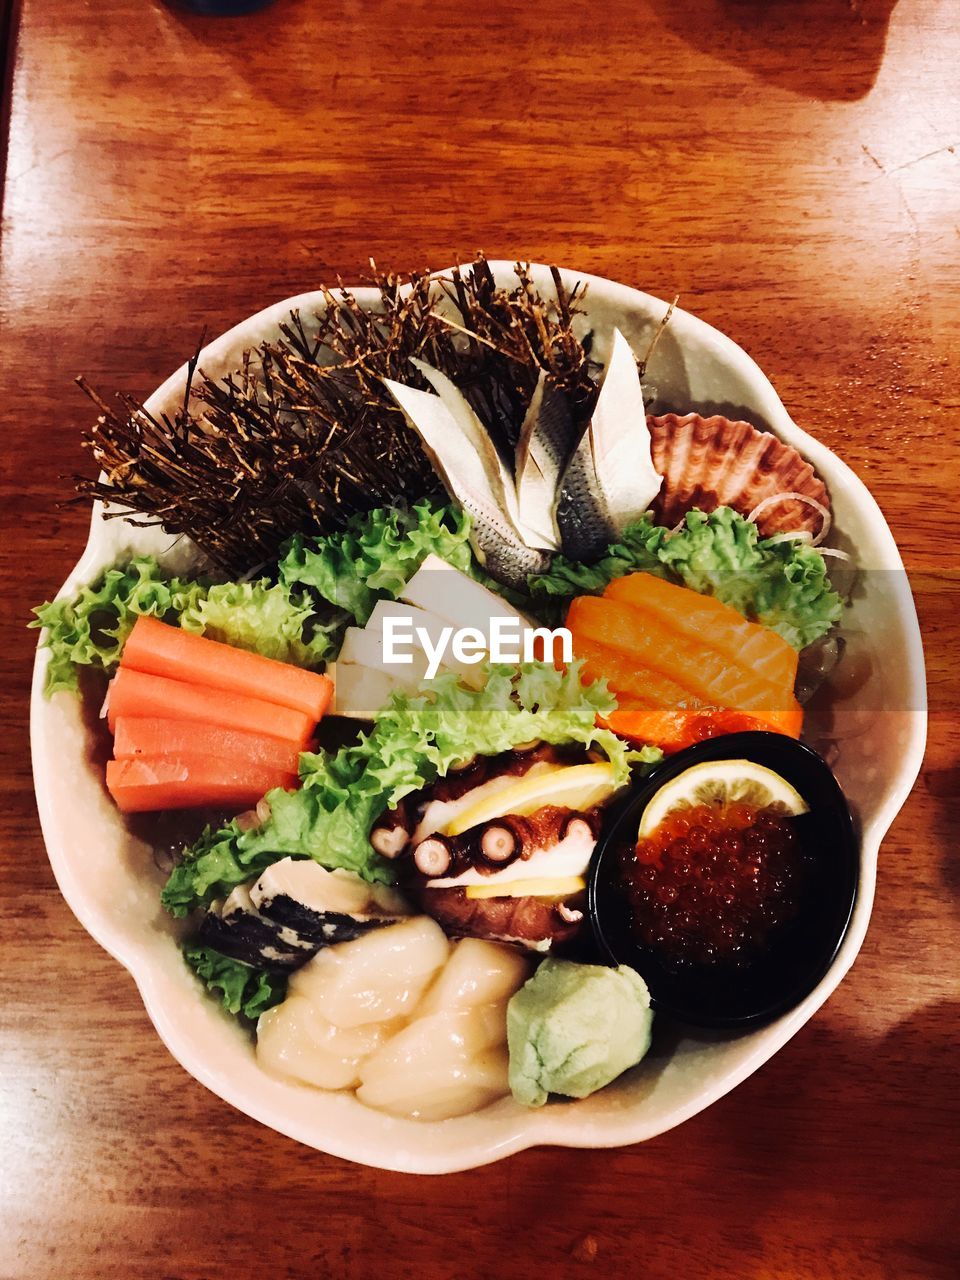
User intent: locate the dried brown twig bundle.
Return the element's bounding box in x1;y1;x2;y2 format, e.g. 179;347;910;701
76;256;596;574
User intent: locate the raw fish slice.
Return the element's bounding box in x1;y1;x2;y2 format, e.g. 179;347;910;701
566;595;802;735
412;359;553;551
555;435;615;562
383;377;550;589
571;633;707;709
516;370;580;482
557;329;662;561
514;449;559;551
601;699;770;754
410;360;516;518
514;371;578;551
648;413;829;537
603;572;799;689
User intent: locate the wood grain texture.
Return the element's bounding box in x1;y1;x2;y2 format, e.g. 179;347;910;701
1;0;958;1276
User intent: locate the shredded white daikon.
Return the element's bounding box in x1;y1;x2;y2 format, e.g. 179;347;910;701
762;530;814;547
747;491;832;546
816;547;852;563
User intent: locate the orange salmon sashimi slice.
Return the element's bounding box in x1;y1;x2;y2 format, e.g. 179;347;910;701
603;572;799;690
573;634;793;750
573;633;708;711
566;595;802;737
602;698;774;754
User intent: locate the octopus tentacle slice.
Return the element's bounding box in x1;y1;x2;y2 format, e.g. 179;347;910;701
413;837;453;878
369;797;412;858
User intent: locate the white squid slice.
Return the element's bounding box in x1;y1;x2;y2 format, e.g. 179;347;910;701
399;554;538;643
410;761;563;847
364;599;488;689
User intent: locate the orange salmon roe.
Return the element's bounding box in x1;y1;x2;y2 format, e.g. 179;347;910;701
619;802;809;971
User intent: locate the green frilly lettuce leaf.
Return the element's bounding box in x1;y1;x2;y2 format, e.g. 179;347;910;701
279;500;477;625
32;501;511;696
528;507;842;650
182;944;287;1020
31;557;338;695
177;579;341;668
161;662;661;918
31;558;201;695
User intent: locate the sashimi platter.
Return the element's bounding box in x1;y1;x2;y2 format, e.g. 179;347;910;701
31;259;925;1171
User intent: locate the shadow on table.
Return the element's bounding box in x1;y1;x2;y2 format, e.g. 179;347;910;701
157;0;900;114
922;760;960;912
0;0;21;222
647;0;900;102
443;1000;960;1274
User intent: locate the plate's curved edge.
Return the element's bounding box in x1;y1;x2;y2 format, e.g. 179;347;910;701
30;264;928;1173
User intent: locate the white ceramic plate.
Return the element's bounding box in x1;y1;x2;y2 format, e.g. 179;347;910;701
31;264;927;1173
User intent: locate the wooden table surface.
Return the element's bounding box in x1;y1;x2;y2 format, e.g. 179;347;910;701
2;0;958;1276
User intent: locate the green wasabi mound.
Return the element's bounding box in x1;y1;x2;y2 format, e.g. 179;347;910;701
507;959;654;1108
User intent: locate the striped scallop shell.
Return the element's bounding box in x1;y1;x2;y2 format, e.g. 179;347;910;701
647;413;829;537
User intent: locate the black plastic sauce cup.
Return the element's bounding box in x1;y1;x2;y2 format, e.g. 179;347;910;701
588;732;859;1030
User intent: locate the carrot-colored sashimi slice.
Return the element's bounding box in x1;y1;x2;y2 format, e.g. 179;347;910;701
566;595;802;736
106;755;299;813
112;716;303;775
603;572;798;689
121;615;333;721
573;634;707;710
603;698;774;754
107;666;313;745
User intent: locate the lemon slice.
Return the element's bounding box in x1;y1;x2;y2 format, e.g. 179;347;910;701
465;875;586;900
443;762;618;837
638;759;808;838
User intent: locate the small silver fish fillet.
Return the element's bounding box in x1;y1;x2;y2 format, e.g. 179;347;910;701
557;328;662;560
412;359;552;552
515;372;579;551
383;377;549;590
555;433;617;562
